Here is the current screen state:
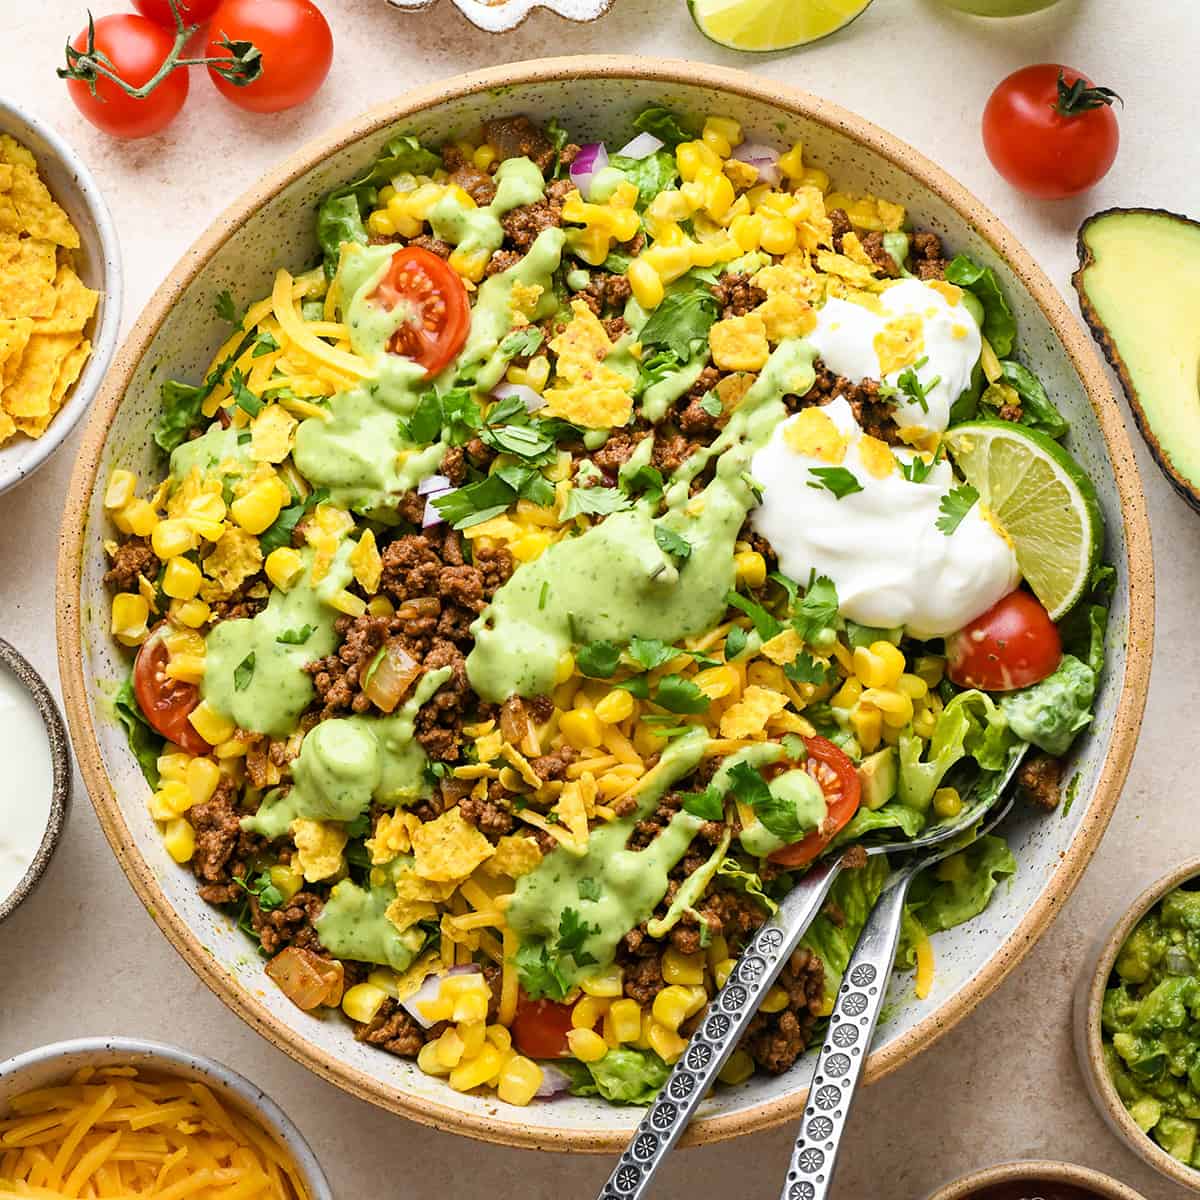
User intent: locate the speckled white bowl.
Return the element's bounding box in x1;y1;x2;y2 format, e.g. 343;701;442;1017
0;97;121;497
0;1037;332;1199
57;58;1153;1151
927;1159;1148;1200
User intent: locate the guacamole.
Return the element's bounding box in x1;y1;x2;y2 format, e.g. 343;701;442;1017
1103;884;1200;1166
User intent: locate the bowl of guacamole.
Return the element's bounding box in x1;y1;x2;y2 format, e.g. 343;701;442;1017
1077;859;1200;1194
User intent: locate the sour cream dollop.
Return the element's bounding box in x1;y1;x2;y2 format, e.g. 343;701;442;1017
807;277;981;434
0;663;52;905
750;398;1019;639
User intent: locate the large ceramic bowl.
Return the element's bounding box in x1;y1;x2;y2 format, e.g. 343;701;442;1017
56;57;1153;1151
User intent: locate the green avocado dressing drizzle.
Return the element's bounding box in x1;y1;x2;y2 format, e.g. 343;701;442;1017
314;855;427;972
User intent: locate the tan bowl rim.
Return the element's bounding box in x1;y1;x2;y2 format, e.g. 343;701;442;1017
927;1158;1149;1200
1080;858;1200;1192
55;55;1155;1152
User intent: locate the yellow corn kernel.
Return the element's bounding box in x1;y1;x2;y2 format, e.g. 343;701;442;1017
627;258;665;310
872;641;906;685
188;700;235;747
705;115;742;150
933;787;963;819
713;958;736;989
213;737;249;760
652;985;695;1032
852;646;887;689
861;687;914;728
269;862;304;901
734;550;766;589
342;982;389;1025
434;1028;466;1070
706;935;729;967
799;166;830;192
677;140;722;182
647;1021;688;1064
719;1049;756;1086
578;963;624;998
662;948;706;987
760;985;789;1014
778;142;806;180
157;752;191;784
162;818;195;864
120;498;159;538
595;689;635;724
497;1055;543;1106
914;655;945;688
172;598;210;629
111;593;150;647
367;596;395;618
760;215;798;256
898;672;928;700
486;1024;512;1053
912;706;937;740
560;708;604;751
458;1019;487;1060
831;676;863;710
450;1043;503;1092
417;1040;450;1077
151;519;196;561
729;213;763;252
104;469;137;510
473;144;497;171
367;210;396;237
554;652;575;685
185;756;221;807
265;547;304;591
572;995;609;1030
325;589;365;618
162;556;202;601
701;126;732;159
566;1027;609;1063
693;665;738;701
597;1000;638;1046
633;722;667;758
850;703;883;753
702;171;736;220
148;780;192;821
230;482;285;535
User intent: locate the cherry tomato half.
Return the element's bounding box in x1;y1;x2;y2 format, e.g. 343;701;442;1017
768;737;862;869
369;247;471;377
206;0;333;114
133;624;210;755
946;590;1062;692
133;0;223;27
511;994;578;1060
982;64;1120;199
66;15;189;140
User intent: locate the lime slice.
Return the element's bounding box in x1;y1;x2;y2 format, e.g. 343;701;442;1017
943;421;1104;620
688;0;874;51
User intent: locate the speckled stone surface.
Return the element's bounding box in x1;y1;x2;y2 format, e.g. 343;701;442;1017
1;1;1197;1197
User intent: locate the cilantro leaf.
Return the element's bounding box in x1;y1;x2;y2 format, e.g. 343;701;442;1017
793;575;839;642
727;760;805;842
936;483;979;536
515;943;571;1002
260;487;328;555
432;476;514;529
639;278;719;360
481;421;556;463
681;786;724;821
629;636;676;671
228;368;263;417
781;733;808;761
807;466;863;499
252;330;279;358
214;289;240;324
563;485;634;520
578;878;602;902
398;390;443;445
892;356;940;413
499;327;544;358
724;626;749;660
900;445;943;484
654;525;692;561
654;674;709;714
234;871;284;912
785;652;830;686
616;675;651;699
558;907;600;966
620;464;664;502
698;391;723;418
276;625;314;645
576;640;621;678
233;652;256;692
726;590;783;640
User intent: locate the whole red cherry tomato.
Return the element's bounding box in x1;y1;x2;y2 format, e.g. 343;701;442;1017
768;737;862;869
64;15;189;139
205;0;333;114
133;0;223;26
133;624;210;754
946;590;1062;692
982;64;1121;199
370;247;472;377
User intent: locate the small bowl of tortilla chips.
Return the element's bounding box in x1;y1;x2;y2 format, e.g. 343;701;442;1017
0;97;120;496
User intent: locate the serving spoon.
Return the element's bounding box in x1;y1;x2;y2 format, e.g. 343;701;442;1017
594;745;1028;1200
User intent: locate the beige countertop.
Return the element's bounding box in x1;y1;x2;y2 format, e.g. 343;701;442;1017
1;1;1196;1196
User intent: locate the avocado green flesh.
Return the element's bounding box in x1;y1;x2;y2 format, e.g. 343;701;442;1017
858;747;898;811
1076;210;1200;506
1103;885;1200;1165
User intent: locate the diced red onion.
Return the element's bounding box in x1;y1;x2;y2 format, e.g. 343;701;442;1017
492;381;546;413
733;142;782;187
615;132;664;160
535;1062;573;1098
417;474;451;495
422;489;454;529
399;963;479;1029
569;141;608;200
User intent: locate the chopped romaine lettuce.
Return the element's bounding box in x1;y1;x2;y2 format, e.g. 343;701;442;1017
563;1048;671;1104
113;677;163;787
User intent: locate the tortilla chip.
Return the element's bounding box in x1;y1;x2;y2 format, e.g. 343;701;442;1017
32;265;98;334
480;834;542;879
0;135;36;172
12;413;49;438
0;409;15;445
2;331;77;417
10;166;79;248
49;337;90;410
411;807;495;883
385;896;438;933
0;239;56;318
0;317;33;382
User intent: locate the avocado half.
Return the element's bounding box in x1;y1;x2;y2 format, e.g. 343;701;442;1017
1073;208;1200;511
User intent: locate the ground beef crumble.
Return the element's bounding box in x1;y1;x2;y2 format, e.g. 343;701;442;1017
712;272;767;319
104;536;157;592
793;360;902;445
742;947;826;1074
1019;753;1063;810
910;230;948;280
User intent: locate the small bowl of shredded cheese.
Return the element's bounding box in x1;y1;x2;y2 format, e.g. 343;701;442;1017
0;1037;332;1200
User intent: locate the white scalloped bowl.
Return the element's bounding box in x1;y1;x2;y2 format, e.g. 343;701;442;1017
384;0;612;34
57;58;1153;1152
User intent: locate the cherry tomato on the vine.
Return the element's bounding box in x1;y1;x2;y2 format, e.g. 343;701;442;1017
205;0;333;114
133;0;223;27
768;737;862;869
982;64;1121;199
65;15;189;139
946;590;1062;692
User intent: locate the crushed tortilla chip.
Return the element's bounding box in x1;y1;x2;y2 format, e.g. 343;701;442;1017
481;834;543;879
9;165;79;248
709;315;770;372
784;407;846;463
366;810;421;864
349;528;382;595
858;434;897;479
31;264;97;334
541;300;633;429
0;318;32;382
0;408;15;446
392;949;443;999
291;818;348;882
0;239;57;319
411;807;495;883
2;331;77;417
199;526;263;596
761;628;802;666
249;402;297;464
552;781;590;846
874;314;924;376
754;293;815;343
0;135;36;171
720;685;789;739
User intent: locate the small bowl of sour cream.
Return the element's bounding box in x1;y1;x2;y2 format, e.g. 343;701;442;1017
0;638;71;923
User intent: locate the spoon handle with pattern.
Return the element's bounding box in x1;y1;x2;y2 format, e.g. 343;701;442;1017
596;857;845;1200
778;868;914;1200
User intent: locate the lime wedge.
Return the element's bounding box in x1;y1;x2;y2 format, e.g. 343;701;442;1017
943;421;1104;620
688;0;874;51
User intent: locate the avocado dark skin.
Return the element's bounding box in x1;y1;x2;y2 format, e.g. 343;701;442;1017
1073;207;1200;513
